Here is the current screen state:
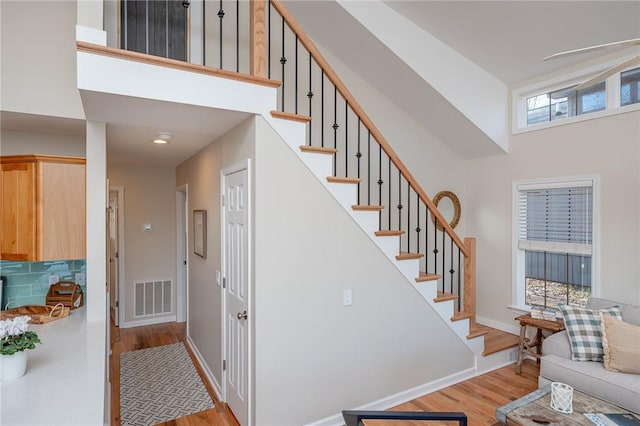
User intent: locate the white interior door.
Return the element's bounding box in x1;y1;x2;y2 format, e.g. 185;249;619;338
108;189;120;326
176;186;188;324
223;162;250;426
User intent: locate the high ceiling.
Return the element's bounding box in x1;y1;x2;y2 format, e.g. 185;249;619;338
382;1;640;85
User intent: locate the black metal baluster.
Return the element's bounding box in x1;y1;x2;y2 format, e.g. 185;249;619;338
236;0;239;72
218;0;225;69
280;17;286;112
407;184;411;253
377;142;382;230
434;217;438;278
416;200;421;254
388;157;392;231
397;170;402;240
367;130;371;206
449;235;454;295
356;118;361;205
267;1;271;78
442;225;446;292
345;103;348;177
307;53;313;146
332;86;338;175
457;247;461;311
295;35;298;114
425;209;429;274
321;71;324;147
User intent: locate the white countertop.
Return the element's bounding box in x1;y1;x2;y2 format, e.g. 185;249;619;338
0;307;106;426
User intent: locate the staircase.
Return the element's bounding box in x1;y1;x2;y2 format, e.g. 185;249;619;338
259;0;498;356
266;111;486;355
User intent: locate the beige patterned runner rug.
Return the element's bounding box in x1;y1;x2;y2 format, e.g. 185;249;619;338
120;342;214;426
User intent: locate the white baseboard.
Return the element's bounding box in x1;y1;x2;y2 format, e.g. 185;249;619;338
186;335;223;402
304;367;476;426
476;315;520;335
119;314;177;329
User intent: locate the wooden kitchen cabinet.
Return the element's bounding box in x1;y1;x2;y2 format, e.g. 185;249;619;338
0;155;86;261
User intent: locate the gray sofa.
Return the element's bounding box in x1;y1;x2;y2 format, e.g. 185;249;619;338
539;297;640;414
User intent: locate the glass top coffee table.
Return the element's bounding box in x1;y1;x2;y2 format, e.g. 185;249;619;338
496;384;638;425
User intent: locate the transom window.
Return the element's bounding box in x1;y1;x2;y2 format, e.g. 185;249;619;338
514;60;640;132
526;83;605;126
621;67;640;106
513;178;598;309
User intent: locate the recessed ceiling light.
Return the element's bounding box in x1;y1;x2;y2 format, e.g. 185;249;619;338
152;132;172;144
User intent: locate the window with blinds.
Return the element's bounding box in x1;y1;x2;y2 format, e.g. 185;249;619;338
514;179;595;309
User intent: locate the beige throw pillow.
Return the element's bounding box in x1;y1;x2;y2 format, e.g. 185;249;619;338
600;313;640;374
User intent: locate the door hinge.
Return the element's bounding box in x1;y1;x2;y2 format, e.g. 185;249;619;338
115;301;119;308
223;277;226;289
223;360;227;371
115;252;119;258
222;195;226;206
183;260;187;266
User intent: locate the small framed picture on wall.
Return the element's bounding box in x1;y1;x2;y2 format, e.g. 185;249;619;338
193;210;207;258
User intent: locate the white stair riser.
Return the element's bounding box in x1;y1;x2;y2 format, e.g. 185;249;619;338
348;210;379;235
375;236;401;259
299;152;333;178
412;281;437;301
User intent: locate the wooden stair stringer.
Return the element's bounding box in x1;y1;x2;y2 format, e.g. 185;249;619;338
265;113;484;356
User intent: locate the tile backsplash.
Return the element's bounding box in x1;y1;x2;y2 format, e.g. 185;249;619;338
0;259;86;309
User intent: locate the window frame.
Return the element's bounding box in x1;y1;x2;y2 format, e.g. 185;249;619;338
511;175;600;312
512;54;640;134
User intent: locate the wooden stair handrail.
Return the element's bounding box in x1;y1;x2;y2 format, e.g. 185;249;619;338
270;0;468;257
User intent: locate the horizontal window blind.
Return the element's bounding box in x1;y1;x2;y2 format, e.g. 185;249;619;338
517;185;593;252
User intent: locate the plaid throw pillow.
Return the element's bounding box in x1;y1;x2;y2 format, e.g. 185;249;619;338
558;304;622;362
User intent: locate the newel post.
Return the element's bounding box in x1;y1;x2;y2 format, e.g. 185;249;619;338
463;237;477;330
250;0;267;78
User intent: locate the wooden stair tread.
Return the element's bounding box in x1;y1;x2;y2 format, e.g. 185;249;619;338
326;176;361;184
299;145;337;155
270;110;312;122
352;205;384;211
450;311;473;322
395;252;424;261
434;290;458;302
467;327;490;339
416;272;441;283
374;230;404;237
479;324;520;356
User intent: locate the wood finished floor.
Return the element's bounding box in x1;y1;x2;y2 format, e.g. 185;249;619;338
110;321;539;426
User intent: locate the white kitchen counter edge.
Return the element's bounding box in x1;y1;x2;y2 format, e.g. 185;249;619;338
0;307;106;426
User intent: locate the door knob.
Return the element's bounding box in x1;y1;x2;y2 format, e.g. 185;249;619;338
237;310;248;320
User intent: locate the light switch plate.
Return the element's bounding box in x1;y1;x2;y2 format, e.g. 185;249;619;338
343;289;352;306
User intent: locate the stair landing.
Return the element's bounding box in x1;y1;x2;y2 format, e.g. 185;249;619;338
476;324;520;356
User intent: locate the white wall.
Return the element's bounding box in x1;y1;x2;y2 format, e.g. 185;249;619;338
466;111;640;327
176;116;257;391
0;129;85;157
108;164;178;325
0;1;85;120
254;117;472;425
